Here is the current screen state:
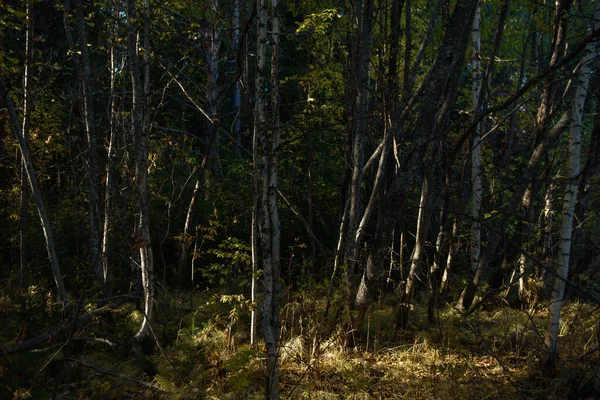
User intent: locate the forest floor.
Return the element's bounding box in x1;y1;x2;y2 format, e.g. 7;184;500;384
1;283;599;399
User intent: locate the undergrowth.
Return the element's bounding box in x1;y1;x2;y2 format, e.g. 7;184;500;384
1;284;599;399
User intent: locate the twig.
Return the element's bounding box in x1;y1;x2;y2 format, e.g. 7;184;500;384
71;337;118;347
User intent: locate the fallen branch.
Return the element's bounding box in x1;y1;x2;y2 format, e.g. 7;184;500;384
71;337;118;347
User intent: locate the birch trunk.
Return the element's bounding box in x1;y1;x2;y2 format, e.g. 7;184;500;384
470;3;482;275
179;12;222;285
254;0;281;395
128;0;154;341
396;169;433;330
102;5;120;296
20;0;33;292
543;0;600;371
69;0;104;291
0;74;68;306
342;0;375;302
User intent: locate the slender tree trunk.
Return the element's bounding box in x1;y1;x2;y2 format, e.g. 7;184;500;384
181;178;200;284
250;132;259;347
68;0;104;292
543;0;600;372
101;4;120;297
20;0;34;292
0;74;69;306
254;0;281;395
569;89;600;281
232;0;242;154
179;15;222;285
538;182;555;284
470;2;482;276
457;112;571;309
440;219;458;296
396;168;434;330
128;0;154;341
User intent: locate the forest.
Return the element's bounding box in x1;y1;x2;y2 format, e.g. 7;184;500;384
1;0;600;398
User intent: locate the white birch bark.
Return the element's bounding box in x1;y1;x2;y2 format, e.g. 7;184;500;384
544;0;600;370
0;74;69;306
470;2;482;275
68;0;104;289
254;0;281;395
20;0;33;292
102;7;119;293
128;0;154;341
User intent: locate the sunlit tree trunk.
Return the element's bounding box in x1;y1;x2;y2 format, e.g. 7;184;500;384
20;0;33;293
440;219;458;296
254;0;281;395
396;168;433;330
250;127;259;347
342;0;375;308
544;0;600;371
0;74;68;306
101;1;120;297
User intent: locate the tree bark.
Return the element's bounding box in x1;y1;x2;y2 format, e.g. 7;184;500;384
470;2;482;276
254;0;281;395
396;166;434;330
20;0;34;292
0;74;69;306
127;0;154;342
101;3;121;298
67;0;104;292
543;0;600;372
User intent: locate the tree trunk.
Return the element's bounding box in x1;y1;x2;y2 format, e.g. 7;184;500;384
457;112;570;309
341;0;375;311
128;0;154;342
67;0;104;292
179;11;223;285
101;5;120;298
396;168;434;331
0;74;68;306
254;0;281;396
470;2;482;276
543;0;600;372
232;0;242;154
20;0;33;293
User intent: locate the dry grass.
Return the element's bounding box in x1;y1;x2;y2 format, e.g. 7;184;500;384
3;287;599;399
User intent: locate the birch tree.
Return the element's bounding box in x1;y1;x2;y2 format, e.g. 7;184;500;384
544;0;600;372
64;0;105;294
470;2;482;278
127;0;154;341
254;0;281;395
19;0;33;293
0;74;69;306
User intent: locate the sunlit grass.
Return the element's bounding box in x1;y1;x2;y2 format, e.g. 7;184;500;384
2;284;599;399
